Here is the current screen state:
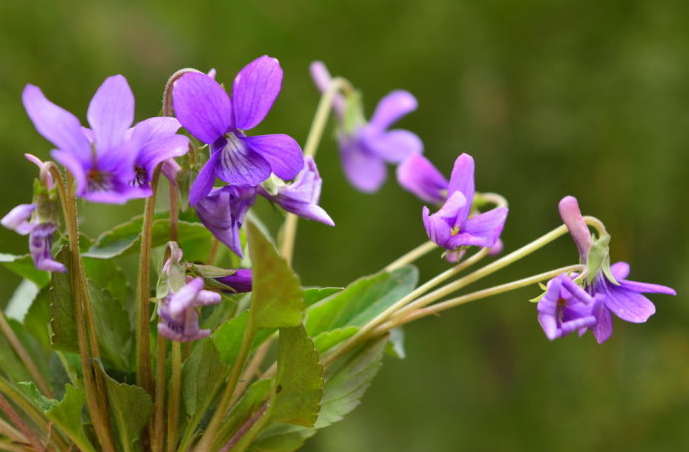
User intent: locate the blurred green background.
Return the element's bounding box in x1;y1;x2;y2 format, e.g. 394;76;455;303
1;0;687;450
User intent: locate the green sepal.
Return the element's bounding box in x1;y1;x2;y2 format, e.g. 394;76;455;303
529;283;548;303
586;234;619;285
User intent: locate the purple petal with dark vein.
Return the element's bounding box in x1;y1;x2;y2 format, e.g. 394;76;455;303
397;153;448;204
216;269;253;293
242;134;303;180
87;75;134;152
189;151;220;206
232;55;283;130
137;135;189;175
447;153;475;222
369;90;418;131
215;137;272;186
449;207;508;249
601;283;656;323
339;136;387;192
360;129;423;164
129;117;182;146
22;85;91;160
51;150;89;196
618;279;676;296
173;72;233;144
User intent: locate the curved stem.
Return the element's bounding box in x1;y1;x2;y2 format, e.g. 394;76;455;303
166;342;182;452
322;248;489;367
380;264;585;331
162;68;202;117
137;168;162;395
279;76;354;263
384;241;437;272
583;216;608;237
0;310;52;397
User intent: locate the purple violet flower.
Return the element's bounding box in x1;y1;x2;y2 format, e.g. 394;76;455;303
537;274;599;340
195;185;257;257
215;269;253;293
172;56;304;206
558;196;676;343
23;76;189;204
310;61;423;193
157;277;221;342
422;153;508;256
257;156;334;226
2;204;66;273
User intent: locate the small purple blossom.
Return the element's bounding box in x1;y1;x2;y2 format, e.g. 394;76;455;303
422;154;508;256
195;185;257;257
215;269;253;294
23;76;189;204
157;277;221;342
310;61;423;193
2;204;66;273
172;56;304;205
257;156;334;226
537;274;599;340
558;196;676;343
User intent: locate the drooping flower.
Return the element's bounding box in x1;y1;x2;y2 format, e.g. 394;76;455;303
157;277;221;342
557;196;676;343
23;76;189;204
172;56;304;205
194;185;257;257
422;154;508;257
396;153;448;204
310;61;423;193
537;274;599;340
215;269;253;293
257;156;334;226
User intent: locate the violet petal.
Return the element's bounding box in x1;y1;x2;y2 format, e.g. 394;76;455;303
369;90;418;131
87;75;134;152
242;134;303;181
447;153;476;222
232;55;283;130
173;72;233;144
396;154;448;204
360;129;423;164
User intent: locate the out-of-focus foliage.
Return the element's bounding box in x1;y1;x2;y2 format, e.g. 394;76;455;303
1;0;687;451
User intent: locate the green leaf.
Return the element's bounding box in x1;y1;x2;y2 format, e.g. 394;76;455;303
17;381;57;411
6;279;40;321
315;336;388;429
272;325;323;427
49;247;78;353
247;222;304;329
22;287;51;350
99;368;152;452
0;253;50;287
83;218;211;259
182;338;228;418
89;281;132;370
83;257;135;323
312;327;359;354
251;424;316;452
47;384;97;452
303;287;342;307
305;266;418;336
211;311;274;366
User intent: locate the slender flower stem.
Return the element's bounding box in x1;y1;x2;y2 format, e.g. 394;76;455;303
279;76;355;263
0;416;28;445
162;68;202;117
384;241;437;272
379;265;585;332
218;400;270;452
0;310;52;397
206;239;220;265
152;336;168;452
137;168;162;395
583;216;607;236
194;320;257;452
0;393;45;452
166;342;182;452
59;174;115;452
169;180;179;242
322;248;489;367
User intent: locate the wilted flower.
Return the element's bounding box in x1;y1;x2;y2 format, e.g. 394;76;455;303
258;156;334;226
172;56;303;205
537;274;599;340
558;196;676;343
310;61;423;193
422;154;508;258
195;185;257;257
23;76;189;204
